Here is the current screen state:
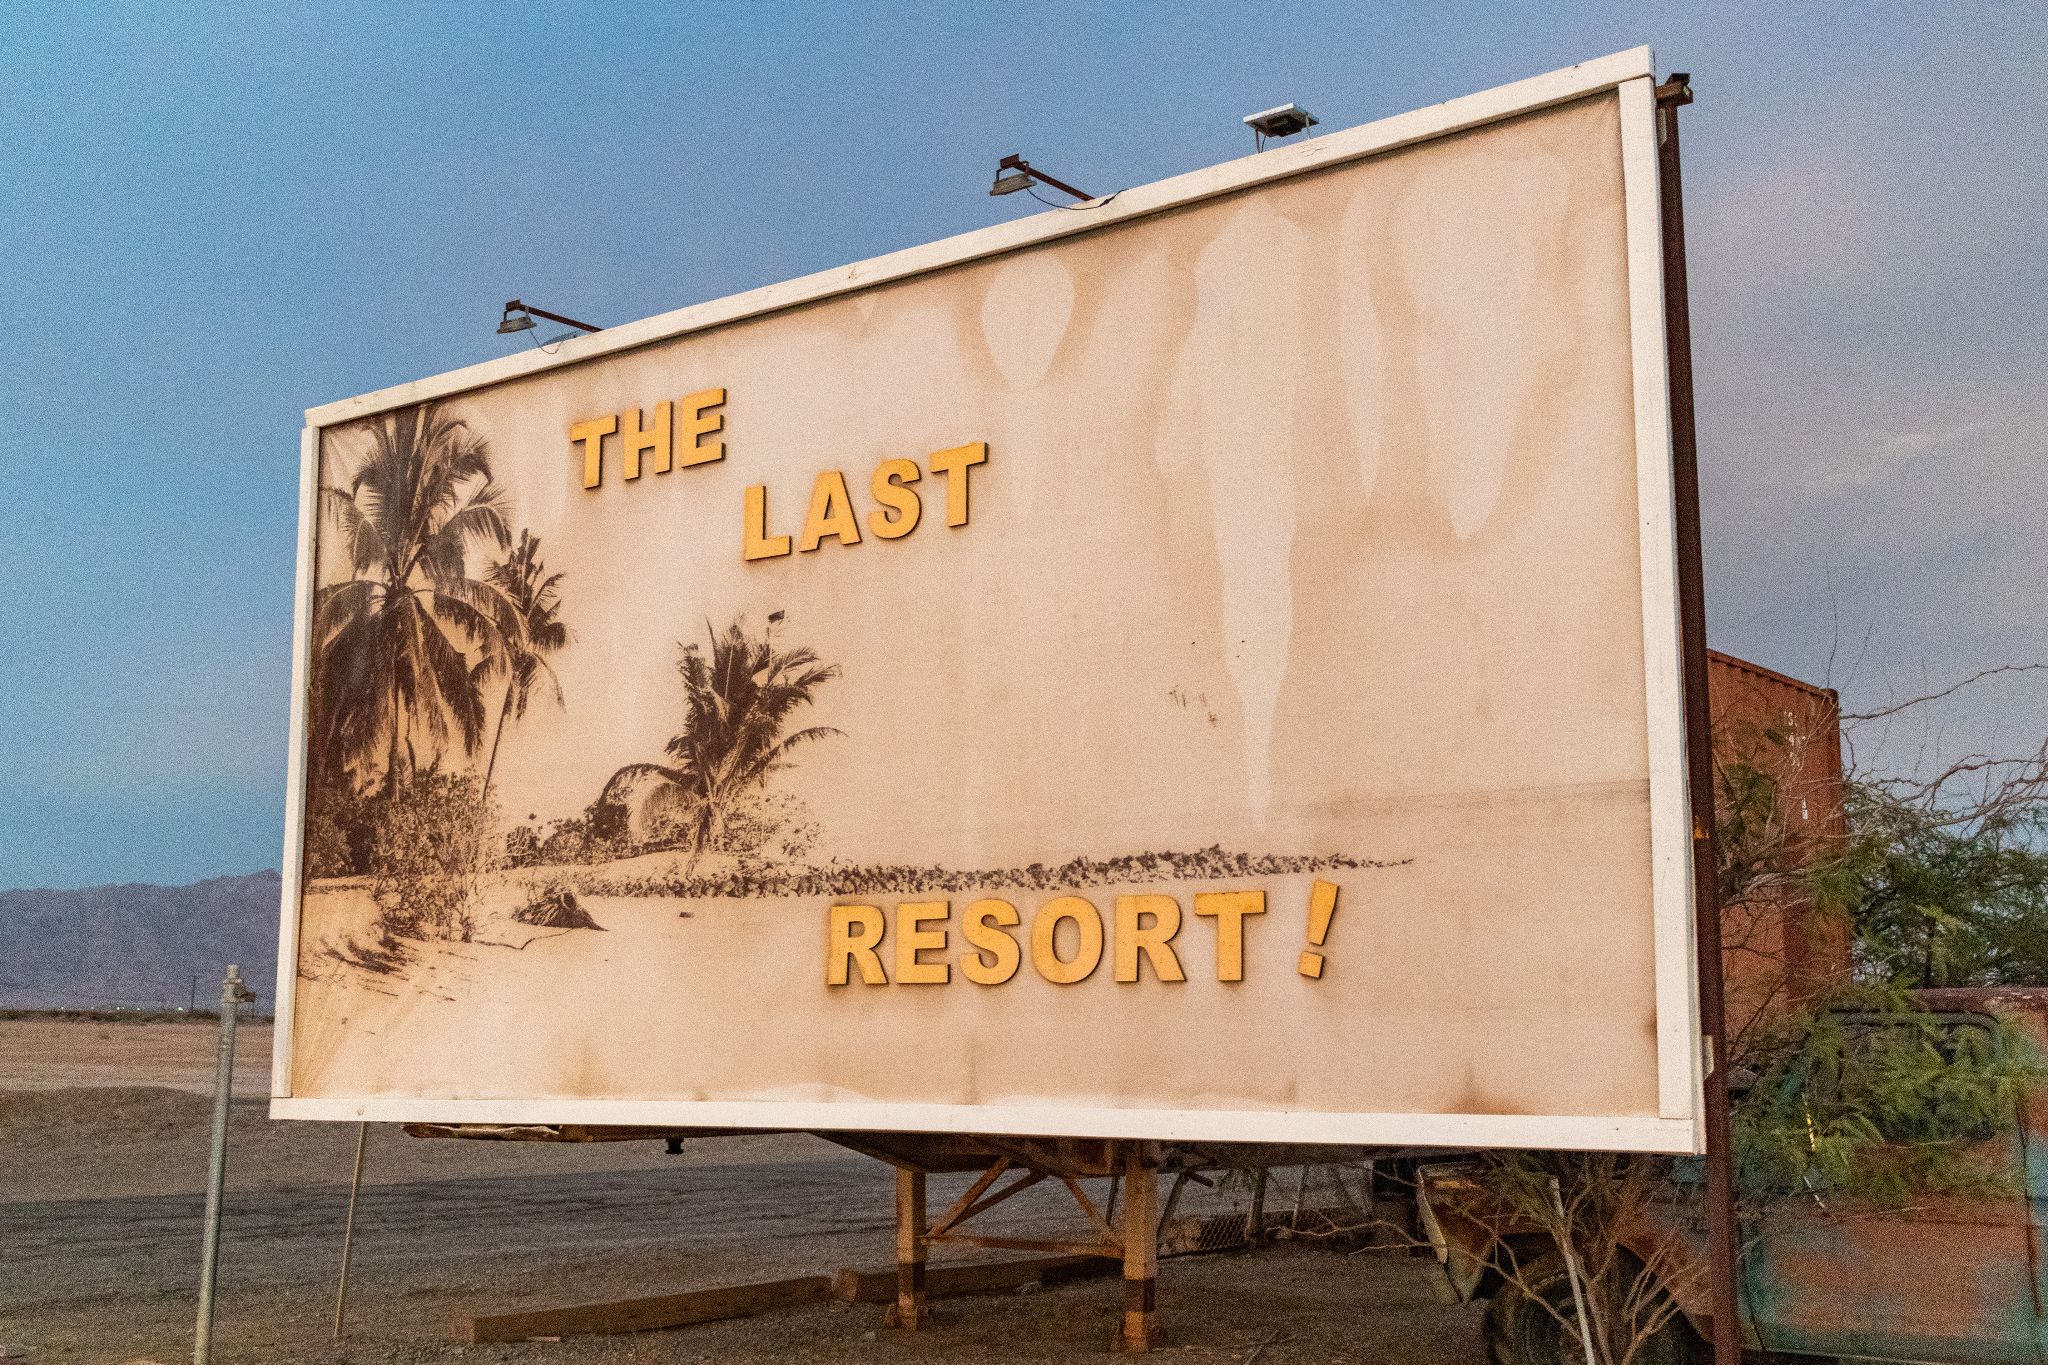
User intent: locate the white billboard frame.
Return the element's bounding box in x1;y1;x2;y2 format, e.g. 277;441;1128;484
271;45;1702;1154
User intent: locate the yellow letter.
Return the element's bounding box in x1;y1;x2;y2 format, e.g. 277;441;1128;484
799;469;862;552
744;484;792;560
619;401;673;480
961;898;1021;985
868;457;923;540
895;900;951;985
1192;891;1265;982
827;904;886;986
679;387;726;466
1031;895;1103;985
570;415;617;489
926;441;988;527
1114;895;1186;983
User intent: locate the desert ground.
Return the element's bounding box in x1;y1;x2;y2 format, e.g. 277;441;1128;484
0;1016;1485;1363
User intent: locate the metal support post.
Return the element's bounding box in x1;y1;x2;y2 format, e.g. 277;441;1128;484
193;963;253;1365
1115;1144;1158;1353
1655;71;1744;1365
333;1122;368;1340
1247;1167;1268;1245
887;1167;929;1329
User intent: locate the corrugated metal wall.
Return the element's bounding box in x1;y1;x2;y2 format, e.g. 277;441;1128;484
1708;652;1851;1035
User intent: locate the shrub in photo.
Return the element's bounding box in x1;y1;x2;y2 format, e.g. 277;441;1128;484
367;770;492;941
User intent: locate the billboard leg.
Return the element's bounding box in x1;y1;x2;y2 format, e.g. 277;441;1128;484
886;1167;930;1329
333;1121;368;1340
1655;72;1744;1365
1115;1145;1158;1353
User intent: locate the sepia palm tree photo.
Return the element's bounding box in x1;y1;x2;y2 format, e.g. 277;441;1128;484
311;402;516;797
302;402;568;948
600;616;842;876
295;406;1379;985
478;529;569;808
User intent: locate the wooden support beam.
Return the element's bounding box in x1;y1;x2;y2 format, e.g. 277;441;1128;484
945;1166;1048;1232
462;1275;829;1343
927;1233;1121;1258
886;1166;930;1329
1115;1145;1159;1354
832;1254;1117;1304
929;1157;1012;1237
1059;1173;1118;1245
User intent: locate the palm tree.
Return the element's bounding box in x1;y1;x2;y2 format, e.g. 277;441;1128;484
312;402;514;796
603;617;841;867
478;531;569;806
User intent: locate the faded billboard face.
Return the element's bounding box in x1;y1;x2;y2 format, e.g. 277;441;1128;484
281;79;1698;1150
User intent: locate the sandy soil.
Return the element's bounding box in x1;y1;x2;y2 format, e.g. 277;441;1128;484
0;1019;1487;1364
0;1017;277;1097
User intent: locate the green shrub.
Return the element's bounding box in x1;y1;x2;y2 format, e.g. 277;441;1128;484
1734;986;2040;1205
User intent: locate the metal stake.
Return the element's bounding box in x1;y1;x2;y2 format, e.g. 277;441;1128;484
333;1122;368;1340
194;964;253;1365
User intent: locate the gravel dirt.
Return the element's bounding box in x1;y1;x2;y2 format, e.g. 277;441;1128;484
0;1019;1486;1364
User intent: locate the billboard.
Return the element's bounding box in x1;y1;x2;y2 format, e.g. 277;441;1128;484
273;47;1702;1152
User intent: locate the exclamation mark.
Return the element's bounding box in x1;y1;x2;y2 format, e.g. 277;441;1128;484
1298;879;1339;978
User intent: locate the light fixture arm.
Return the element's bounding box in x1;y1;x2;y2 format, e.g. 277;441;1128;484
997;154;1094;203
503;298;603;334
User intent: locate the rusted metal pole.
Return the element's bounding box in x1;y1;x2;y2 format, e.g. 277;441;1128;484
1655;71;1744;1365
332;1122;368;1340
1247;1167;1268;1245
193;964;252;1365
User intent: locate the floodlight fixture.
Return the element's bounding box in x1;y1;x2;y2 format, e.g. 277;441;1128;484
1244;102;1319;150
988;154;1094;204
496;298;602;337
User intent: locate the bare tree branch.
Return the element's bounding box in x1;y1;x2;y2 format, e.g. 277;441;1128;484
1843;663;2048;722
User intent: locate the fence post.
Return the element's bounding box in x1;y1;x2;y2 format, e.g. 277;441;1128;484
193;964;253;1365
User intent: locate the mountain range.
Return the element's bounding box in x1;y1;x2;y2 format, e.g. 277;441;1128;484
0;871;280;1011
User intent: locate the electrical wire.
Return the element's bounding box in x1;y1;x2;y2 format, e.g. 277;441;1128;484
1024;185;1120;212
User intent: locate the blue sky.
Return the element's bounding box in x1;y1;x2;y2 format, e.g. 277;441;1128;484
1;3;2042;889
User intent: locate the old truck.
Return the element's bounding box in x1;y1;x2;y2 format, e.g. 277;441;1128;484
1418;985;2048;1364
